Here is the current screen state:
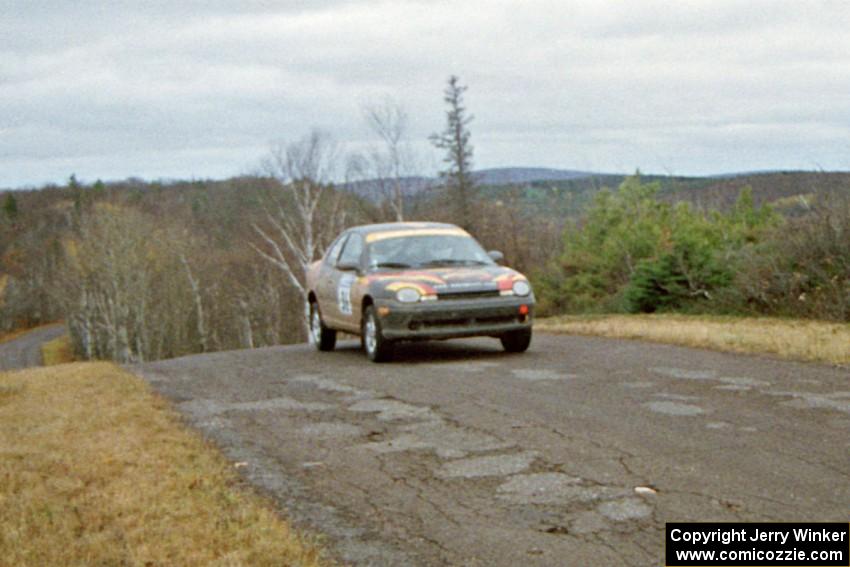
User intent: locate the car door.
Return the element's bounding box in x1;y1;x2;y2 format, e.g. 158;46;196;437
317;233;348;325
329;232;364;332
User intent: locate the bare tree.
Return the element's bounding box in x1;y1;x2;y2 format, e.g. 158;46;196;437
362;98;414;221
58;206;191;363
251;129;347;337
180;253;208;352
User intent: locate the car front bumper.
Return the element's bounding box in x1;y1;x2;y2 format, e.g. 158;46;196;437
375;295;534;341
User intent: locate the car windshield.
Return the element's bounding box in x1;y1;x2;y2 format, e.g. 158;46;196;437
367;234;494;269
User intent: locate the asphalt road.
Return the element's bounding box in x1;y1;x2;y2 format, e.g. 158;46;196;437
133;334;850;566
0;324;65;371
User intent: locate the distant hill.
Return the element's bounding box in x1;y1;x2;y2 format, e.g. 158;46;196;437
345;167;850;221
343;167;601;201
342;176;434;201
707;169;826;179
473;170;850;221
659;171;850;207
474;167;596;185
8;167;846;224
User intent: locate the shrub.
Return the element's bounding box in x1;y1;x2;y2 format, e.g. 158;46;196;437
540;176;778;315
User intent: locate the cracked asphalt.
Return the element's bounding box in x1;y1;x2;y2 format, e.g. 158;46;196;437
132;334;850;566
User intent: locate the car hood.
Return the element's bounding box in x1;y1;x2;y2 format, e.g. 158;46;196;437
364;265;528;296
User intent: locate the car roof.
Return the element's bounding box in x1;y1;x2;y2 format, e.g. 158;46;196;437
346;222;461;235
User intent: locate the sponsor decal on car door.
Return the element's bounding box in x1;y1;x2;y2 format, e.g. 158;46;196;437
337;273;355;316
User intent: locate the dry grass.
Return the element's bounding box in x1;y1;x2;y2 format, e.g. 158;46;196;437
0;362;328;566
40;334;75;365
536;314;850;366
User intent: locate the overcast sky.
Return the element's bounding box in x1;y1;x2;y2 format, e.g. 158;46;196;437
2;0;850;188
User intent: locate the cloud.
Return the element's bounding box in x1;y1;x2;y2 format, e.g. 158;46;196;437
2;0;850;187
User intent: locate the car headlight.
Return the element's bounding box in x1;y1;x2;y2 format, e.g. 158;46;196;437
396;288;421;303
512;280;531;296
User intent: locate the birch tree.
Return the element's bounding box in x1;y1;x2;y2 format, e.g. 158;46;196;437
251;129;347;337
59;206;190;363
180;254;208;352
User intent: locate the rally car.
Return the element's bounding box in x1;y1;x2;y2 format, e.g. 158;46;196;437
306;222;534;362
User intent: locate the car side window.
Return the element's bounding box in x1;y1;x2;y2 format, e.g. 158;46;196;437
325;234;348;266
337;233;363;268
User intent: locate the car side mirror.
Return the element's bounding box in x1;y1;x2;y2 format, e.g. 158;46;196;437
487;250;504;264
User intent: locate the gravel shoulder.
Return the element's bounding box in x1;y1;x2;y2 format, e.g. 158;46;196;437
132;333;850;566
0;324;65;371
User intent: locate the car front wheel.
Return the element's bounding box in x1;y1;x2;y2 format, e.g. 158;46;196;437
310;302;336;351
500;327;532;353
362;305;393;362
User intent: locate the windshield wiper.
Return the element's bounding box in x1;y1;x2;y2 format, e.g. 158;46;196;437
373;261;412;269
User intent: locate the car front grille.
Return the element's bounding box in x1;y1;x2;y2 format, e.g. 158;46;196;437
436;290;501;301
410;314;518;330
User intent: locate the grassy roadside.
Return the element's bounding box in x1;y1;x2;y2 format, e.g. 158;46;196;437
0;362;327;566
536;314;850;366
40;334;75;365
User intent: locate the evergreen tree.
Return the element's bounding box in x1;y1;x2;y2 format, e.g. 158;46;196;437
538;175;778;314
92;179;106;200
3;193;18;220
430;75;476;230
70;173;85;216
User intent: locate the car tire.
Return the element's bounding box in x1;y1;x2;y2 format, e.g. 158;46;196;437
500;327;532;353
310;301;336;351
362;305;393;362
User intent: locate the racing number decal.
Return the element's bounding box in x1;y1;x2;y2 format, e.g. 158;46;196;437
337;274;355;316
